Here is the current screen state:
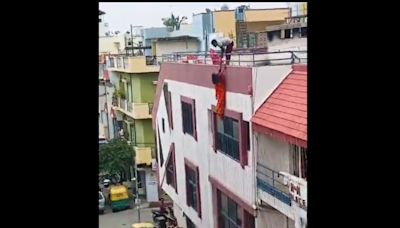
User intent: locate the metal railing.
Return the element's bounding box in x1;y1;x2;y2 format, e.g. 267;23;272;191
145;56;159;66
108;58;115;68
116;57;122;68
161;49;307;67
256;163;291;206
119;98;127;111
123;56;128;69
106;49;306;68
127;101;133;113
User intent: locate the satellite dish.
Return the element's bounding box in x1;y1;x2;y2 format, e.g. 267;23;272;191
221;4;229;10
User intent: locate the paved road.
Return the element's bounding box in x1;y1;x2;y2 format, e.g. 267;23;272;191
99;205;155;228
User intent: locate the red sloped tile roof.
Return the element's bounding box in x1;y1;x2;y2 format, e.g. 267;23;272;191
251;65;307;148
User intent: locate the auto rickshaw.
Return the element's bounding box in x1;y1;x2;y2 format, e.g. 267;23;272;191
131;223;155;228
110;185;131;212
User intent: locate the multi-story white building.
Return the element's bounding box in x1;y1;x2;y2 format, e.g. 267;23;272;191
152;43;306;227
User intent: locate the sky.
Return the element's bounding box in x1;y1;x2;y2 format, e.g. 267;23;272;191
99;2;290;33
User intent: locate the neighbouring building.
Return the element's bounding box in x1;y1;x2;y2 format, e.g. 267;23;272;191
143;25;201;58
213;6;290;48
152;45;306;227
107;53;160;202
252;65;307;228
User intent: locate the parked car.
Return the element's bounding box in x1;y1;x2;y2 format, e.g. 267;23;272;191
99;137;108;145
99;191;105;214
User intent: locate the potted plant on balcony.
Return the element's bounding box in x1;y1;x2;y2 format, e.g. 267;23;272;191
113;88;126;108
117;87;126;99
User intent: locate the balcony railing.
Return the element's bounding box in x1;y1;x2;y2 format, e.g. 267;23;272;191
116;57;122;68
161;49;307;67
106;55;160;73
108;58;115;68
123;56;128;69
148;103;154;115
257;163;291;206
119;98;127;111
134;143;156;166
114;98;152;119
112;97;118;107
127;101;133;113
145;56;159;66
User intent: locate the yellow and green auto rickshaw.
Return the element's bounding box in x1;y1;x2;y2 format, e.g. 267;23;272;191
110;185;131;212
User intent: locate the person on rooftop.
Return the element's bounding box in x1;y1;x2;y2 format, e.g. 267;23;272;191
211;37;234;65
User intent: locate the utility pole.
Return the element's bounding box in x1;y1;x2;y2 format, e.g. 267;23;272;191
135;161;141;222
103;80;111;139
130;24;134;56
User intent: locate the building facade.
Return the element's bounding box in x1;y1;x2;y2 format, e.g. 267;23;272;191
213;7;290;48
252;65;307;228
152;46;306;227
107;54;160;202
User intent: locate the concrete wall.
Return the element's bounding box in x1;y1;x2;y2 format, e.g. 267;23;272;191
173;202;187;228
254;132;302;222
135;119;155;145
169;24;193;37
256;208;295;228
247;21;285;33
130;73;158;103
143;27;169;56
268;37;307;52
252;65;292;111
156;39;200;56
109;70;120;87
213;11;236;39
99;36;125;54
156;80;255;227
244;9;290;22
145;169;159;202
255;132;291;173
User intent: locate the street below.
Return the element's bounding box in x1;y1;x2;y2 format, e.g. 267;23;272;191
99;205;154;228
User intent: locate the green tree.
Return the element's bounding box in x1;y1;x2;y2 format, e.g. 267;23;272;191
162;13;187;31
99;138;134;181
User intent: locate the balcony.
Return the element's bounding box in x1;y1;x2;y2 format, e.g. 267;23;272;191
106;55;160;73
257;163;307;220
134;144;155;166
257;163;291;206
113;98;153;119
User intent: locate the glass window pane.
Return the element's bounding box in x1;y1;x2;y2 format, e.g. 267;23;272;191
221;193;228;213
232;120;239;139
236;206;242;225
224;118;233;135
222;219;229;228
228;198;236;220
217;117;224;133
